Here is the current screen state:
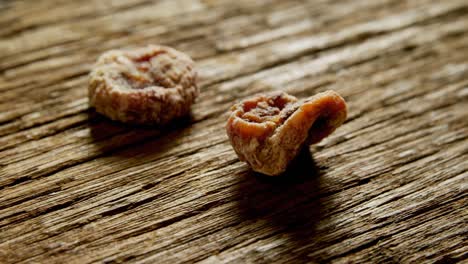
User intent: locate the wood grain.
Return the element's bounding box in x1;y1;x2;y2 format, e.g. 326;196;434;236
0;0;467;263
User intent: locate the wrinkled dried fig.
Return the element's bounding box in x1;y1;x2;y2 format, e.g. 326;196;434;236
226;91;347;176
89;45;198;124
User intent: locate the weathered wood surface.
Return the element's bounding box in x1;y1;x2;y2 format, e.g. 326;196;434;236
0;0;467;263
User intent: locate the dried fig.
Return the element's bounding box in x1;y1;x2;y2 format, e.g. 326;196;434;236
226;91;347;176
88;45;198;124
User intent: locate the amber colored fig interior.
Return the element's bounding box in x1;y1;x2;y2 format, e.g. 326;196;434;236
119;50;176;90
240;93;296;124
122;72;152;89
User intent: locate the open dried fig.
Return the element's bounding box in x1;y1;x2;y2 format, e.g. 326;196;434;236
88;45;198;124
226;91;347;176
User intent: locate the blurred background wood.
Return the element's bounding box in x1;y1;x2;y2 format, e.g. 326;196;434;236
0;0;467;263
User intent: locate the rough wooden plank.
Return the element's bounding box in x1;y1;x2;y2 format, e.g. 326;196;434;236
2;15;467;186
0;0;467;263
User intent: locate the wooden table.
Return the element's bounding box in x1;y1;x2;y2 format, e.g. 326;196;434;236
1;0;467;263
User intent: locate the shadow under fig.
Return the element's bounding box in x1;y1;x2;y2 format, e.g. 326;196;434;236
86;109;194;159
234;148;327;258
